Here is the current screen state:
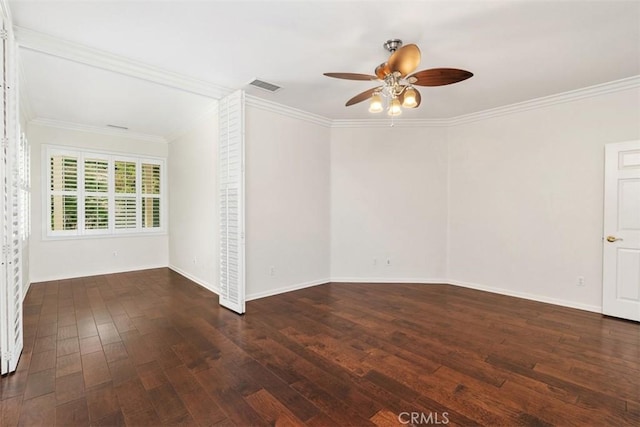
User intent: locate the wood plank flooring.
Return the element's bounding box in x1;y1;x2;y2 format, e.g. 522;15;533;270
1;268;638;426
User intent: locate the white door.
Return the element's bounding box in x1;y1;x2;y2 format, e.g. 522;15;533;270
218;90;245;314
603;140;640;322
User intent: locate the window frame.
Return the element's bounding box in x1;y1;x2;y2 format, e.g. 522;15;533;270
44;145;166;239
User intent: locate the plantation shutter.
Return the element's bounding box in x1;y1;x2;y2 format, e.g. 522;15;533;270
0;15;23;374
49;155;78;232
141;162;161;228
84;159;109;230
114;160;137;229
218;90;245;314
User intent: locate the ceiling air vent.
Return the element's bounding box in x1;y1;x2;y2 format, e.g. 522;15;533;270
248;78;281;93
106;124;129;130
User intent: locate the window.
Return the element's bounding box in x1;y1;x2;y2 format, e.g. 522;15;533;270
46;147;165;237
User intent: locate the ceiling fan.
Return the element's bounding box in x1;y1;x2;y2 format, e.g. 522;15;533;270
323;39;473;115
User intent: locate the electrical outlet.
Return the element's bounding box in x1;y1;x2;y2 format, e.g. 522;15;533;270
269;266;275;276
386;258;391;266
577;276;585;287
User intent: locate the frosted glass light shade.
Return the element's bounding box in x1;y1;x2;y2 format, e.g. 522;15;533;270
403;87;417;108
388;97;402;116
369;93;383;113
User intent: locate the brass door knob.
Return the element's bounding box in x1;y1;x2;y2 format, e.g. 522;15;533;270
606;236;622;242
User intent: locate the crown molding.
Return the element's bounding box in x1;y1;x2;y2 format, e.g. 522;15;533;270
247;76;639;129
245;95;332;127
12;23;638;133
27;74;637;146
447;75;640;126
30;118;167;144
13;26;231;99
331;118;450;128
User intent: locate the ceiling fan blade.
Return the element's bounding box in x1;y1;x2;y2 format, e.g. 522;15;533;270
375;62;390;79
324;72;378;81
387;44;421;77
346;86;382;106
408;68;473;86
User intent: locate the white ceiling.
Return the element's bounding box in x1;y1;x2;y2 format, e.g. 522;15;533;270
9;0;640;139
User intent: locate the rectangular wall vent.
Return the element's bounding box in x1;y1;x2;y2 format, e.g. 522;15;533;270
107;124;129;130
248;79;281;93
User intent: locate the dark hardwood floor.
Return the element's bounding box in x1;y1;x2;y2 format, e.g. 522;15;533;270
1;268;638;426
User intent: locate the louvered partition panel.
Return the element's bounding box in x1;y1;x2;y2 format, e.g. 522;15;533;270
218;90;245;314
0;14;22;374
0;15;6;374
7;132;22;373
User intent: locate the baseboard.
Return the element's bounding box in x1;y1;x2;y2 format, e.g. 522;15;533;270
28;264;603;315
30;264;169;283
168;265;219;295
447;279;602;314
22;280;31;302
330;277;448;284
330;277;601;314
246;278;330;301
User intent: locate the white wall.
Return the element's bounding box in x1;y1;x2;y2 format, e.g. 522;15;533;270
26;83;640;314
245;105;331;299
168;106;218;293
28;122;169;282
330;126;448;282
447;88;640;311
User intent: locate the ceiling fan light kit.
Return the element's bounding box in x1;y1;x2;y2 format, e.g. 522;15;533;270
324;39;473;117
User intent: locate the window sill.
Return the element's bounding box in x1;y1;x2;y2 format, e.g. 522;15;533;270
42;230;167;242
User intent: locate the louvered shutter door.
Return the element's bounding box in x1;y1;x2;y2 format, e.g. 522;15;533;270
0;16;23;374
0;15;7;375
218;90;245;314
